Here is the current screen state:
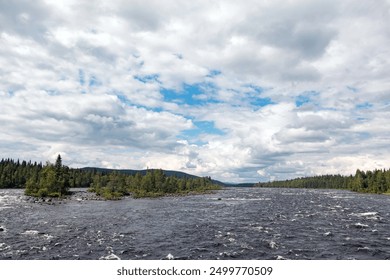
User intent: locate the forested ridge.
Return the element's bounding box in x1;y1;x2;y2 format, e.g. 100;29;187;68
256;169;390;194
0;156;220;199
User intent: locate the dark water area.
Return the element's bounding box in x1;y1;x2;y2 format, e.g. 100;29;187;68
1;188;390;260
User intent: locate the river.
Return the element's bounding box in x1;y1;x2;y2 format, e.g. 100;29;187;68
1;187;389;260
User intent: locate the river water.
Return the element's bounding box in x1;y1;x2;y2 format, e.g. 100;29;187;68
1;187;390;260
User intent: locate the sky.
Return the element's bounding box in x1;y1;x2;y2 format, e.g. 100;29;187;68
1;0;390;183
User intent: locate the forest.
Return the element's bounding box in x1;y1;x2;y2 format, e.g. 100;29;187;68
256;169;390;194
0;155;220;199
2;155;389;198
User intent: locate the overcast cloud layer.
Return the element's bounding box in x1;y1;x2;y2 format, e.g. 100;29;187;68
1;0;390;182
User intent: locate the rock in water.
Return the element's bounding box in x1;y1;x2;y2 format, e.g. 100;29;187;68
354;223;369;229
268;241;278;249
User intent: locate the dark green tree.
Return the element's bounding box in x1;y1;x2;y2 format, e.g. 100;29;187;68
24;155;70;197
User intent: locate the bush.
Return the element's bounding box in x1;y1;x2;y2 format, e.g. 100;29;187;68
37;188;48;198
101;188;122;200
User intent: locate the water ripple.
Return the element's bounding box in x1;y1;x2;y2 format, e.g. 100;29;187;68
1;188;390;259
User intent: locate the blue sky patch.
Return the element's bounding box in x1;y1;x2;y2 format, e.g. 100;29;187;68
295;91;319;107
250;97;274;107
193;120;225;135
161;83;219;105
79;69;85;86
356;102;373;110
117;94;129;105
245;84;264;94
180;120;225;144
207;69;222;77
243;85;274;108
134;74;160;83
296;95;311;107
89;75;101;87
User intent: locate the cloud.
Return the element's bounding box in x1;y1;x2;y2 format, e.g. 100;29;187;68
0;0;52;41
1;0;390;182
0;90;193;164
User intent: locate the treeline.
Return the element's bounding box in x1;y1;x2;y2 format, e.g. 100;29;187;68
256;175;349;189
0;157;99;191
0;158;43;188
0;156;220;199
348;169;390;193
256;169;390;194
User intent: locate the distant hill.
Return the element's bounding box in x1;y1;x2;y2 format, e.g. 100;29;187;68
80;167;231;187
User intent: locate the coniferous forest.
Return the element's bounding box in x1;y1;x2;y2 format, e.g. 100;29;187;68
256;169;390;194
1;156;390;199
0;155;220;199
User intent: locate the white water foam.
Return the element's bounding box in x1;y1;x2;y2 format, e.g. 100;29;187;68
43;234;54;240
351;212;380;220
99;253;121;260
223;198;271;201
354;223;369;229
357;212;378;216
240;243;254;250
357;246;370;251
0;194;24;205
0;243;10;251
22;230;39;235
